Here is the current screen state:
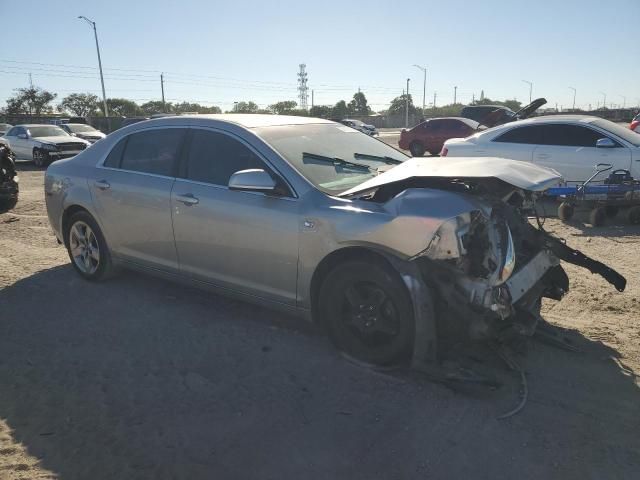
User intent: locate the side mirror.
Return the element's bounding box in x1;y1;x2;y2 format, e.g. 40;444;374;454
17;133;27;139
228;169;276;193
596;137;616;148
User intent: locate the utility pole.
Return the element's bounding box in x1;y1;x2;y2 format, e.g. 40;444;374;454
619;95;626;109
433;92;437;110
311;89;314;109
522;80;532;103
568;86;576;110
412;64;426;115
453;86;458;105
28;73;33;88
472;93;475;104
160;73;166;113
78;16;109;128
297;64;309;110
405;78;410;128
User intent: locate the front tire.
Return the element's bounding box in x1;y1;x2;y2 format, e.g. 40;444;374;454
33;148;48;168
589;207;606;227
64;211;115;281
318;260;415;366
409;141;425;157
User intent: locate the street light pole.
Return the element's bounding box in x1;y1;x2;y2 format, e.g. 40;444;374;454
412;65;426;116
453;86;457;105
599;91;607;109
522;80;532;103
619;95;626;109
405;78;410;128
568;87;576;110
78;16;109;124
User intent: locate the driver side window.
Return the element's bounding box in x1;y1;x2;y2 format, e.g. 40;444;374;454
183;129;267;187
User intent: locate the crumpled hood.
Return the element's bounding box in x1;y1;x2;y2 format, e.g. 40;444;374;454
340;156;563;196
36;136;89;145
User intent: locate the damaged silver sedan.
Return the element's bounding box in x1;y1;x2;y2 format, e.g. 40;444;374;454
44;115;626;367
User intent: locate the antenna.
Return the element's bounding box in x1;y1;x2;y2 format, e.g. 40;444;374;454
297;64;309;110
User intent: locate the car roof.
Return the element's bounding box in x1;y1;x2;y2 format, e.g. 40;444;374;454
515;115;601;125
64;123;94;126
14;124;66;128
145;114;334;129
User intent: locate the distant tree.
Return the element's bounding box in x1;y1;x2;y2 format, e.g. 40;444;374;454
331;100;350;118
387;94;418;116
59;93;100;116
348;92;371;115
230;101;259;113
173;102;221;114
5;86;57;114
268;100;298;114
105;98;143;117
140;100;173;115
309;105;332;118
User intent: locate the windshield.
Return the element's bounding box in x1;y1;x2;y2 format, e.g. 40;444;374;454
592;118;640;147
66;124;97;133
255;123;408;194
28;126;69;138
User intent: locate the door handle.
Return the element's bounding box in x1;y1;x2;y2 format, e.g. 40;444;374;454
536;153;551;159
94;180;110;190
175;193;199;206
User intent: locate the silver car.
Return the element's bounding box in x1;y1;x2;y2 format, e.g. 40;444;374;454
44;115;625;366
3;124;90;167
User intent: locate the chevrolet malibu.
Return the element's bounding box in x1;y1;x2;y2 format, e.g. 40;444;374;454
44;115;625;366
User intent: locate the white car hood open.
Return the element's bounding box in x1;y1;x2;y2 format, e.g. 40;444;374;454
340;156;563;196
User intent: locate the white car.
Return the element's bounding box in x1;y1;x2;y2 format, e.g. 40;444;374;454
442;116;640;184
2;124;91;168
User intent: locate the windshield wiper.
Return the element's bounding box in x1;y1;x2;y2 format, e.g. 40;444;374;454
353;153;403;164
302;152;372;171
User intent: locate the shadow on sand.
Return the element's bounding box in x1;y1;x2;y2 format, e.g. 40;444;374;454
1;265;639;479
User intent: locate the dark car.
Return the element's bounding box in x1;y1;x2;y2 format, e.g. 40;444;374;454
0;144;18;212
398;117;482;157
460;98;547;127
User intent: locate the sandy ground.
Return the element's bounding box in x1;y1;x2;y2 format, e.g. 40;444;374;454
0;166;639;479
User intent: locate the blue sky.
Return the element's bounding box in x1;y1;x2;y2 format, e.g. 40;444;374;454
1;0;638;112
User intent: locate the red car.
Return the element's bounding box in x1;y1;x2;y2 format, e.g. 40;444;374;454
630;113;640;133
398;117;483;157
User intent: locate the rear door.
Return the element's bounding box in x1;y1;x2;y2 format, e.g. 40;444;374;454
486;125;543;161
532;124;632;184
171;128;300;305
90;127;187;271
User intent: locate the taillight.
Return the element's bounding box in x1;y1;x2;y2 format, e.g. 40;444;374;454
441;147;448;156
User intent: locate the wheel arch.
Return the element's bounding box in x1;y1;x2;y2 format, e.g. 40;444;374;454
61;204;93;247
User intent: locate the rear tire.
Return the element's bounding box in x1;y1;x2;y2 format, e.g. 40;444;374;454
64;210;115;281
318;260;415;366
627;206;640;225
589;207;606;227
605;206;619;218
558;202;574;222
409;141;425;157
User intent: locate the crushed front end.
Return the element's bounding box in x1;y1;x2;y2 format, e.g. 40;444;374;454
411;184;626;343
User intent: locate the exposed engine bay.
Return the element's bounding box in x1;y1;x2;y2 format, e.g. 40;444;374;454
351;174;627;345
0;144;18;213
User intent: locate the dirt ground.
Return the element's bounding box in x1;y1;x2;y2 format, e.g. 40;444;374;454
0;166;639;479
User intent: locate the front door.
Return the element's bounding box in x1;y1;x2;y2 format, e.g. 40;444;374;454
531;124;632;184
171;128;299;305
7;127;29;158
90;127;187;271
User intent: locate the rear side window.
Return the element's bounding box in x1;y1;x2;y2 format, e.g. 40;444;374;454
184;130;265;186
494;125;544;144
103;138;127;168
537;124;604;147
120;128;186;176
